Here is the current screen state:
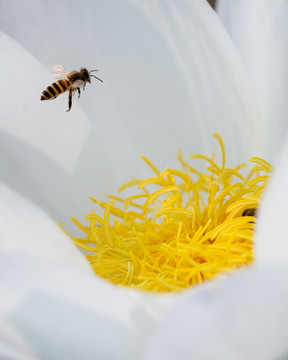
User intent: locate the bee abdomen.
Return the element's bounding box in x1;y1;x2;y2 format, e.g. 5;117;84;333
40;79;70;100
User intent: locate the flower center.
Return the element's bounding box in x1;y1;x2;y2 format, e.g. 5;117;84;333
64;134;272;292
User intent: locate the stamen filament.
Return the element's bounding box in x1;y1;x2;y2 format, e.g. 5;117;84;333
66;134;272;293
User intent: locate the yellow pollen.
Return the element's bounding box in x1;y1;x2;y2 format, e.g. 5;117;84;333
64;133;272;293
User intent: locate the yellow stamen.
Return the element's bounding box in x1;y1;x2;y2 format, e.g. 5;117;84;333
66;134;272;293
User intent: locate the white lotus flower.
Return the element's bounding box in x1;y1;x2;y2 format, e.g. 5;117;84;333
0;0;288;359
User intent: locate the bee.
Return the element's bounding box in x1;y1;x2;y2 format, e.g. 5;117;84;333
40;65;103;112
242;208;257;217
242;208;257;224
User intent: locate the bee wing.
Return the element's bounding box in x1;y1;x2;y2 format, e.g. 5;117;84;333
50;64;69;79
71;79;85;89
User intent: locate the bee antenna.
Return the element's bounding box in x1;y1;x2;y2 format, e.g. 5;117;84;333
91;74;103;82
89;70;99;73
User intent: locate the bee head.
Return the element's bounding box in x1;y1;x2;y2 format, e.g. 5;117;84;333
80;68;91;83
80;68;103;84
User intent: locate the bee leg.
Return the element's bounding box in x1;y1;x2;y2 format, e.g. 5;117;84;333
77;87;81;98
66;89;73;112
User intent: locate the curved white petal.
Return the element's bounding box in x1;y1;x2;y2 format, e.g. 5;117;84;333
0;180;93;273
217;0;288;164
0;31;144;233
145;264;288;360
1;0;263;172
256;134;288;264
0;32;91;174
0;253;177;359
129;0;263;165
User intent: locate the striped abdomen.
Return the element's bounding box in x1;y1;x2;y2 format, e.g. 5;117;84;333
41;79;70;100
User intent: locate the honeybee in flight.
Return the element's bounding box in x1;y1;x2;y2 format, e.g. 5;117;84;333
40;65;103;112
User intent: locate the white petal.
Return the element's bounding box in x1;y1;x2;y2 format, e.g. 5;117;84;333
129;0;263;164
145;264;288;360
0;31;143;234
0;31;92;174
0;180;93;273
0;253;177;359
256;135;288;264
217;0;288;164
